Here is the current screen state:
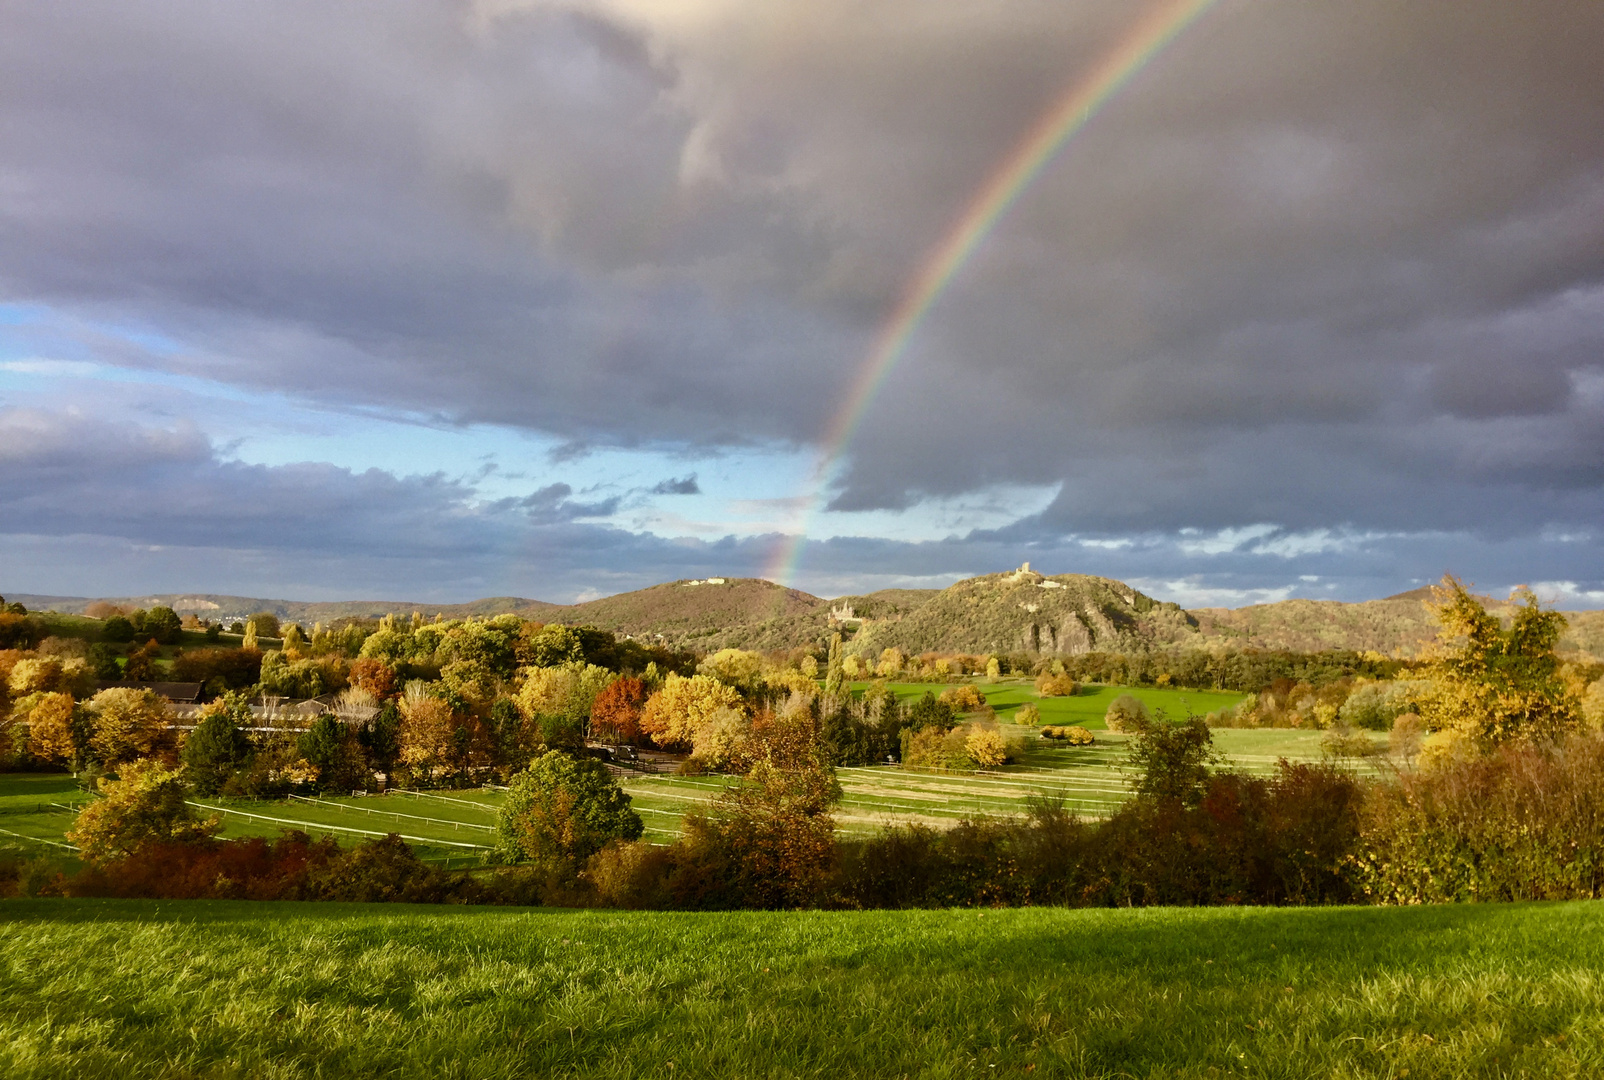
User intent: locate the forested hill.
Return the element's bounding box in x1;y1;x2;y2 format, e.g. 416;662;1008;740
12;574;1604;658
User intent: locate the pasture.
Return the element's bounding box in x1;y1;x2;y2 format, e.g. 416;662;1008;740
853;678;1249;729
3;898;1602;1078
0;707;1382;857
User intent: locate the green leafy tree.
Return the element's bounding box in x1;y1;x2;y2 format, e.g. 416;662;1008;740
143;606;183;645
1126;714;1219;807
101;615;135;643
496;750;643;865
66;759;219;863
182;692;253;795
824;633;844;697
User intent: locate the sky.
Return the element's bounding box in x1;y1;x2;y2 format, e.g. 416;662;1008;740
2;0;1603;607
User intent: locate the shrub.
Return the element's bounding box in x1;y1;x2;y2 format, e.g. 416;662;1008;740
1014;703;1041;725
1034;673;1079;697
100;615;135;643
1353;732;1604;903
1104;693;1149;732
1040;725;1094;745
939;685;986;712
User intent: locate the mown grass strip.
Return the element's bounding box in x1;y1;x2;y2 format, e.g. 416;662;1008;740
188;802;493;850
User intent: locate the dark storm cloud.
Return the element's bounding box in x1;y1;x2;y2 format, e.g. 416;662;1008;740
650;474;700;496
4;0;1604;597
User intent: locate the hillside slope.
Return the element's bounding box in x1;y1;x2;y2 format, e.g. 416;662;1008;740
844;569;1199;657
13;575;1604;659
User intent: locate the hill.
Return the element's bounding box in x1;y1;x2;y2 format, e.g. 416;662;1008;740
842;567;1199;658
11;572;1604;659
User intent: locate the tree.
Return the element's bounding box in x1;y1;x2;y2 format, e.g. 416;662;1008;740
66;759;219;864
1104;693;1149;732
697;649;764;691
1126;715;1218;807
297;715;347;790
824;633;844;697
965;727;1007;767
25;692;79;768
182;693;254;795
101;615;136;643
680;712;840;908
518;663;612;723
591;676;647;743
87;687;171;765
247;612;281;640
123;639;161;682
241;620;258;650
398;692;457;780
639;673;746;749
495;750;643;865
1420;576;1579;745
143;606;183;645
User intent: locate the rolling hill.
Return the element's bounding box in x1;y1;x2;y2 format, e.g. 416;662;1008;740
11;572;1604;659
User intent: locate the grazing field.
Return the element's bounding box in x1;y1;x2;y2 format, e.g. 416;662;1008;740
855;678;1249;729
3;898;1602;1078
1;717;1384;855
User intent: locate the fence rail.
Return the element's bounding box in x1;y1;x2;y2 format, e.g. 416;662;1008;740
187;801;492;850
288;795;495;833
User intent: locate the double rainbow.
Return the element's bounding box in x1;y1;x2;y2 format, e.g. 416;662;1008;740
764;0;1220;587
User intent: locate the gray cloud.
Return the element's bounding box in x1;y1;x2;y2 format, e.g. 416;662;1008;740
3;1;1604;599
650;474;700;496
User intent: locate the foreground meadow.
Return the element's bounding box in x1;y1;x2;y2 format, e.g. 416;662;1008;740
4;899;1603;1079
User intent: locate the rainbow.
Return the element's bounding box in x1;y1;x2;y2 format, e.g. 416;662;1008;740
765;0;1221;587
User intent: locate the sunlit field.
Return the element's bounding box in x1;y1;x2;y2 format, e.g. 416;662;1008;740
4;898;1603;1079
1;684;1385;858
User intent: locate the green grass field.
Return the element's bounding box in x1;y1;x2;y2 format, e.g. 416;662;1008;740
2;898;1601;1078
1;703;1385;856
856;678;1248;730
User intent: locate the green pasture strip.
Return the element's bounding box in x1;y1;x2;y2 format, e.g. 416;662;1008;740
0;822;79;852
5;900;1603;1080
387;789;504;814
286;795;495;834
188;802;492;851
311;791;506;827
0;774;90;811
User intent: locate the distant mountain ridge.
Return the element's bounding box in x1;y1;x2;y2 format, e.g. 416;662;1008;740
11;572;1604;658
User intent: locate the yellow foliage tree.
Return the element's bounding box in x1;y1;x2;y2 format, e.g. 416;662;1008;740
517;663;614;726
1419;576;1578;746
87;687;171;765
398;692;456;777
67;759;219;863
639;673;745;749
964;727;1007;767
25;692;78;766
696;649;764;691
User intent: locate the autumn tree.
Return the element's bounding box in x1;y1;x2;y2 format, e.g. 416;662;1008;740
639;673;746;749
1420;576;1579;746
495;750;643;866
67;759;219;863
680;711;841;907
591;676;647;744
398;688;457;781
87;687;172;765
123;639;162;682
24;692;80;769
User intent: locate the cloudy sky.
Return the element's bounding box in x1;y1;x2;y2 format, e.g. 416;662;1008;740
3;0;1603;606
